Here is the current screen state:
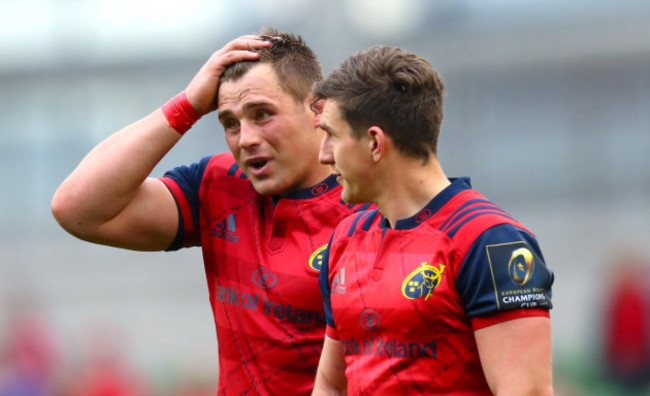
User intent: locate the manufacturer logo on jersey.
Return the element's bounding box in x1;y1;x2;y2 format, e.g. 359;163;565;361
508;247;534;286
332;267;346;295
311;183;329;196
252;267;277;289
309;244;328;272
402;262;446;300
359;309;380;330
211;214;239;243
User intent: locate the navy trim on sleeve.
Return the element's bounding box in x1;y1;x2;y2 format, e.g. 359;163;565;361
164;184;185;252
162;155;212;248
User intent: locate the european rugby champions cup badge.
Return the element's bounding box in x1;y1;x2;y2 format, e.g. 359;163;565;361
486;241;552;309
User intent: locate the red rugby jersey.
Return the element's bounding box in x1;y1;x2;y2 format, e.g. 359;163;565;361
321;177;554;395
161;153;370;395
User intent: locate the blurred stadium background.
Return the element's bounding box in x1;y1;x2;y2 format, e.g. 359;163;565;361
1;0;649;394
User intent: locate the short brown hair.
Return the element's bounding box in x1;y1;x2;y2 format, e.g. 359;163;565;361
220;27;322;103
312;46;445;161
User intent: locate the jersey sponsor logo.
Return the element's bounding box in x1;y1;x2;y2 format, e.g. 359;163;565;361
311;182;329;196
402;262;446;300
486;241;552;310
359;309;380;330
252;267;277;289
332;267;346;295
214;284;325;325
211;214;239;243
309;244;328;271
342;336;436;358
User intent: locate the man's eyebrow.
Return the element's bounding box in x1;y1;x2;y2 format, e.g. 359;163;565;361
218;100;272;122
243;100;272;111
319;121;332;133
217;109;233;122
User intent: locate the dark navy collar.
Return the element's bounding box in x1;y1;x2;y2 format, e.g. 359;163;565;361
379;177;472;230
272;174;339;203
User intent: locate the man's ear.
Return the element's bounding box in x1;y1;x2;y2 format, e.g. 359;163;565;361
367;126;386;162
307;94;325;129
307;94;324;115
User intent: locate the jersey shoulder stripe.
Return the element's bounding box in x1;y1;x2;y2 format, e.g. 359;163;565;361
439;199;497;231
342;202;373;213
346;209;380;237
443;207;513;238
226;161;248;178
205;153;248;180
435;190;531;252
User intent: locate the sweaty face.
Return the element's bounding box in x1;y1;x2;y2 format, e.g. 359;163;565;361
218;64;327;196
318;100;375;203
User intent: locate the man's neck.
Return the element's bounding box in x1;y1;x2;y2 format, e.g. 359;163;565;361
375;157;450;228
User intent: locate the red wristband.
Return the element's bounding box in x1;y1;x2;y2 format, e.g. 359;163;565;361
161;92;201;135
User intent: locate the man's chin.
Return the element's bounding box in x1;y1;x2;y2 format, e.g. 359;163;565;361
341;191;364;205
250;179;283;196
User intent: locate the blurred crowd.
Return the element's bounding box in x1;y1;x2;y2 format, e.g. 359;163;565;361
0;295;215;396
599;247;650;395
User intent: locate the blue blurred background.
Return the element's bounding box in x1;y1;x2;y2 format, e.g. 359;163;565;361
1;0;649;394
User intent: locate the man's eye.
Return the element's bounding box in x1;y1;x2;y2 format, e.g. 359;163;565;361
256;110;272;121
224;119;240;130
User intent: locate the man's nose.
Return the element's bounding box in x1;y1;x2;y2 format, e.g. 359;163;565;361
239;122;261;148
318;135;334;165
